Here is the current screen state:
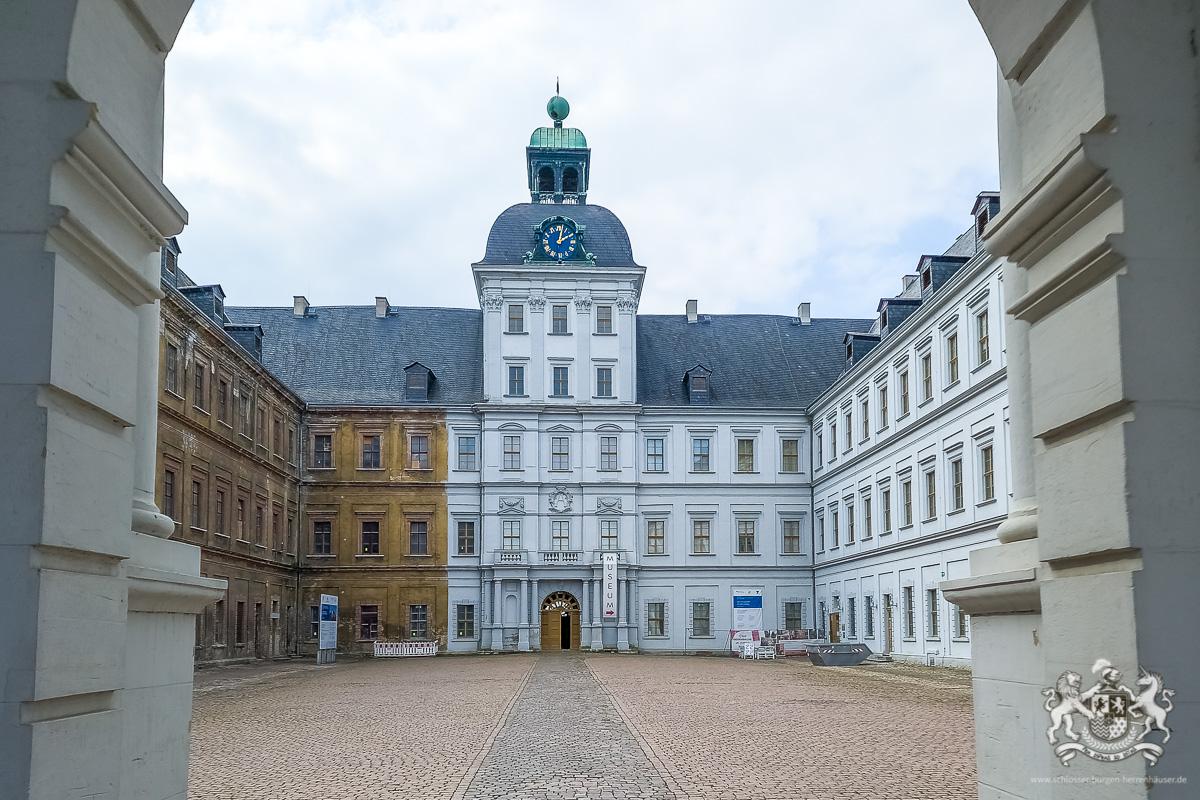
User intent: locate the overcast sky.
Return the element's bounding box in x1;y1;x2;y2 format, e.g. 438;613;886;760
164;0;998;319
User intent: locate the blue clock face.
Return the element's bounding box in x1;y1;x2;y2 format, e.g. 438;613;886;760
541;219;578;260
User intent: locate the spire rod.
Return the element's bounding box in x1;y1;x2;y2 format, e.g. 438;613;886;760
556;76;560;96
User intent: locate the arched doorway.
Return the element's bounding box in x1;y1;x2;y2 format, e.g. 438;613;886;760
539;591;581;651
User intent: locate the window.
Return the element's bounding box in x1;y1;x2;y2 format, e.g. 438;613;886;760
361;520;380;555
899;371;910;416
600;519;619;550
552;366;569;397
863;495;872;539
190;479;203;528
162;468;176;521
954;604;970;639
818;602;827;637
782;519;802;554
595;367;613;398
691;437;711;472
865;596;876;638
860;398;870;440
646;602;665;636
507;304;524;333
924;468;937;520
882;487;893;533
816;513;825;551
405;367;428;401
845;501;855;543
551;304;568;334
599;435;618;471
272;415;282;454
902;586;915;638
830;505;840;547
843;409;853;450
781;438;799;473
848;597;857;638
272;510;280;549
359;605;379;640
235;601;246;644
287;515;295;552
595;305;613;334
691;602;712;637
457;436;477;471
313;434;332;468
946;332;959;384
256;406;267;444
254;505;264;544
309;605;319;639
193;361;206;409
457;521;476;555
214;599;226;644
736;438;755;472
691;519;711;554
551;520;570;550
409;604;428;639
646;520;665;554
980;444;995;501
502;434;521;470
409;520;428;555
508;365;525;396
926;589;940;638
215;490;226;535
879;383;889;428
921;352;933;401
361;434;381;469
950;457;964;511
456;604;475;638
829;421;837;457
218;379;229;423
976;309;990;364
314;522;333;554
815;433;823;465
784;601;804;631
165;343;179;394
901;479;913;526
236;498;245;539
409;434;430;470
238;382;252;436
645;437;664;472
736;519;756;553
551;436;570;471
502;519;521;550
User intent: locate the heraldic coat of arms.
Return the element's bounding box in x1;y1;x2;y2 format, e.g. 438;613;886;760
1042;658;1175;765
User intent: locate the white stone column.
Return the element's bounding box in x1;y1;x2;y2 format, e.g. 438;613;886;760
590;571;604;650
480;577;493;650
493;578;503;629
616;293;637;403
517;578;530;651
530;578;540;650
131;303;175;538
616;575;630;651
580;578;591;646
994;259;1036;544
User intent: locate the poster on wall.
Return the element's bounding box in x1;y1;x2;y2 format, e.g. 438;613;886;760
602;553;618;618
730;589;763;652
318;594;338;651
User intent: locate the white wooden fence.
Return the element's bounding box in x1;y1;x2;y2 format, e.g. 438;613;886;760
373;640;438;658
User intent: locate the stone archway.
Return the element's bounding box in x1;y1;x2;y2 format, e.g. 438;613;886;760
539;591;581;651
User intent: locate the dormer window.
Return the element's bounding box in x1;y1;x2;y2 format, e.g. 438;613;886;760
691;375;707;392
975;206;989;238
880;308;888;330
684;365;712;405
404;362;432;402
921;268;932;290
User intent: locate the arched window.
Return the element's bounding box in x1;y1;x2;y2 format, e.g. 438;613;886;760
562;166;579;193
537;166;554;193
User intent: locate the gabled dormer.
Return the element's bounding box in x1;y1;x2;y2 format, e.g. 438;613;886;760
877;296;921;338
918;254;971;298
971;191;1001;246
224;323;263;362
844;332;880;367
160;237;181;287
684;364;713;405
404;361;433;402
180;284;228;325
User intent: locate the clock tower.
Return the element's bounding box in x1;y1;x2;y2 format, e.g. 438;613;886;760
527;91;590;204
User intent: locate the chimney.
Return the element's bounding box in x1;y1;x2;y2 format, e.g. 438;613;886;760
686;299;698;323
375;296;390;318
798;302;811;326
293;295;309;317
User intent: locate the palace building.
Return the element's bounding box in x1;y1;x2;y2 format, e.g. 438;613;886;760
159;94;1008;663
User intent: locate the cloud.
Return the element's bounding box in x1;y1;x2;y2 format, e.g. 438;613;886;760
165;0;997;319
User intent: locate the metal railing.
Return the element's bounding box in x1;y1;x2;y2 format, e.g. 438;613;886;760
373;640;437;657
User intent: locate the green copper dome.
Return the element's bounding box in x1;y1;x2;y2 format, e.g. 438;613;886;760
529;126;588;148
546;94;570;122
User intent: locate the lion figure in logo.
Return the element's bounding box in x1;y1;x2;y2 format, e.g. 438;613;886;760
1042;671;1094;743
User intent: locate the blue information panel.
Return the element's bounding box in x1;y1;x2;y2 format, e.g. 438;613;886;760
318;593;338;651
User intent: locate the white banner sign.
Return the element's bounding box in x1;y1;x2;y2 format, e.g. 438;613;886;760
731;589;763;652
602;553;618;619
318;593;339;651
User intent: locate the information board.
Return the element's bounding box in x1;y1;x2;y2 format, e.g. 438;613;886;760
602;553;618;618
730;589;763;652
318;593;338;651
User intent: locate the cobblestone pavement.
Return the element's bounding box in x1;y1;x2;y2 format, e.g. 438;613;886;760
189;654;975;800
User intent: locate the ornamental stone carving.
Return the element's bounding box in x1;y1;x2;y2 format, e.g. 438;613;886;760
482;292;504;311
548;486;573;514
574;294;592;312
498;497;525;515
616;294;637;313
528;294;547;312
596;496;623;514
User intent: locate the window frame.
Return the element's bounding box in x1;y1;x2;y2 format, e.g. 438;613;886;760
501;519;521;550
408;518;429;556
456;604;476;639
781;518;803;554
551;519;571;551
507;364;526;397
690;601;713;638
456;435;477;471
360;433;382;470
979;443;996;502
645;518;666;555
502;434;522;470
408;432;431;471
690;517;712;554
595;366;614;398
923;467;938;522
599;518;620;550
312;519;333;556
735;517;757;554
735;437;756;473
595;304;614;334
551;365;570;397
359;519;382;556
690;436;712;473
645;601;666;637
506;303;525;334
358;604;380;641
312;432;334;470
456;520;476;555
644;436;665;473
551;435;571;471
550;304;569;334
599;435;619;471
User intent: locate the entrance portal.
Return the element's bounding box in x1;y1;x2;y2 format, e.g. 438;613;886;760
540;591;581;651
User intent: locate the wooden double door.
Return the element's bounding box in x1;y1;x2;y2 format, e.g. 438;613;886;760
540;591;582;651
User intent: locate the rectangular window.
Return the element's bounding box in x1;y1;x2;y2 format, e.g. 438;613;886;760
903;586;915;638
955;604;970;639
829;421;837;457
816;513;825;551
879;383;889;428
361;434;381;469
899;371;910;416
507;304;524;333
254;505;264;544
165;343;179;394
457;436;477;471
235;601;246;644
213;599;225;644
921;352;933;401
409;604;429;639
359;605;379;640
599;435;618;471
863;495;872;539
691;437;711;472
691;519;711;554
190;480;202;528
976;309;990;364
882;487;892;533
848;596;857;638
845;501;855;544
218;379;229;423
193;362;206;409
239;383;253;436
595;305;613;334
456;604;475;638
784;601;804;631
736;438;755;472
645;437;664;472
272;415;282;454
162;470;176;520
843;409;853;450
409;520;428;555
272;510;280;549
864;595;875;638
457;520;476;555
646;602;665;636
595;367;613;398
980;444;995;501
313;520;332;554
552;366;569;397
816;433;823;464
215;490;226;535
236;498;245;538
736;519;756;553
645;519;665;554
951;457;964;511
551;304;568;334
924;468;937;520
313;434;333;468
782;519;802;554
901;479;913;526
926;589;940;638
256;407;266;444
781;438;799;472
831;506;840;547
860;398;870;441
551;519;570;550
361;520;380;555
288;427;296;463
947;332;959;384
309;605;319;639
507;365;525;396
551;436;570;471
287;515;295;552
409;434;430;470
691;602;712;637
502;519;521;550
599;518;619;550
502;434;521;470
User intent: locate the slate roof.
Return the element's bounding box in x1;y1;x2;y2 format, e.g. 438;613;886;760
223;306;484;406
636;315;872;408
475;203;642;268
